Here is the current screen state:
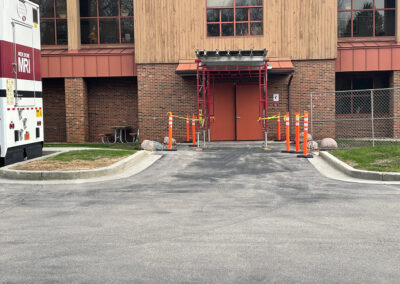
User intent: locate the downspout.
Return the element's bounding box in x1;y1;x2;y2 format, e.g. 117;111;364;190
287;73;294;113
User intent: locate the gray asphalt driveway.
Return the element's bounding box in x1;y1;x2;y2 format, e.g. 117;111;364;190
1;143;400;283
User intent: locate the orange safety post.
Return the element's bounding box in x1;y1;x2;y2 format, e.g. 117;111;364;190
192;114;196;146
168;112;173;150
303;111;309;155
186;114;190;142
277;112;281;141
285;112;290;151
295;112;300;152
297;111;313;158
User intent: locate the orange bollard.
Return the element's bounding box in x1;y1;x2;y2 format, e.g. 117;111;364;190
168;112;173;150
285;112;290;151
297;111;313;158
295;112;300;152
192;114;196;146
277;112;281;141
186;114;190;142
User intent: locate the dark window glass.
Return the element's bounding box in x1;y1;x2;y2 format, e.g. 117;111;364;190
33;9;38;24
375;0;395;8
222;23;234;36
121;18;134;43
207;9;220;22
236;8;248;21
56;20;68;45
353;77;373;89
336;77;351;91
221;9;234;22
40;20;55;45
56;0;67;18
236;0;263;6
99;0;119;17
353;96;371;113
250;22;263;35
338;0;352;10
99;19;119;43
80;0;98;17
353;10;373;37
121;0;134;16
250;8;263;21
236;23;248;36
375;10;395;36
81;19;98;44
207;0;234;7
207;24;220;36
353;0;373;9
336;96;352;114
338;12;352;37
38;0;54;18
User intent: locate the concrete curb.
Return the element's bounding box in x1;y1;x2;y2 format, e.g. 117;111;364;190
0;150;149;181
319;151;400;181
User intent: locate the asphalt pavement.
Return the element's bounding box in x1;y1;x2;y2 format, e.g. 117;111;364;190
1;142;400;283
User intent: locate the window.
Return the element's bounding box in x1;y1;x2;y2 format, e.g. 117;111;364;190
207;0;263;37
338;0;395;38
335;73;390;114
31;0;68;45
80;0;134;45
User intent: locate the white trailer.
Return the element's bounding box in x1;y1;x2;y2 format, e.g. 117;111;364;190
0;0;43;166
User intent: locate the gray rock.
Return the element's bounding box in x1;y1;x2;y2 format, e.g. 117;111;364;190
163;137;177;145
153;141;164;151
300;132;313;143
141;140;154;151
308;141;319;150
320;138;338;149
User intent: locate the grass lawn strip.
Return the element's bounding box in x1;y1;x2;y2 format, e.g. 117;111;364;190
44;143;140;151
12;149;136;171
331;145;400;172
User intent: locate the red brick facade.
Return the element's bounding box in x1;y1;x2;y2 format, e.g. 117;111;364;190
42;79;67;142
65;78;89;143
87;77;138;142
137;64;197;142
391;71;400;139
137;60;336;142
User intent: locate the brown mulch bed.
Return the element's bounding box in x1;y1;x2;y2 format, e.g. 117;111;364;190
11;158;125;171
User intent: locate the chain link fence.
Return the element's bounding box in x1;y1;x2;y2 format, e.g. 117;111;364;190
310;88;400;149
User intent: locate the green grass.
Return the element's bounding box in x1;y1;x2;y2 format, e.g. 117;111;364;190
44;143;140;151
331;145;400;172
335;139;399;149
46;149;136;162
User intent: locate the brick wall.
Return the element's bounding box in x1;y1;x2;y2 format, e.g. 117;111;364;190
137;61;336;142
64;78;89;143
137;64;197;142
391;71;400;138
87;77;138;142
42;78;67;142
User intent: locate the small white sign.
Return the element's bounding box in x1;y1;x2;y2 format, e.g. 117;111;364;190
273;94;279;102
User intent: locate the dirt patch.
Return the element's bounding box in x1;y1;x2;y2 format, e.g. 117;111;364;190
346;160;358;168
11;157;125;171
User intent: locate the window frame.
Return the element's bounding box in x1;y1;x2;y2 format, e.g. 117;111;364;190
34;0;68;46
338;0;396;39
80;0;134;45
206;0;264;38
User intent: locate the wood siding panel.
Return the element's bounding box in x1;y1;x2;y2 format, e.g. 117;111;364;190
134;0;337;63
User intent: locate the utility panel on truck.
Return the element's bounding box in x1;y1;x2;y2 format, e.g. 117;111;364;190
0;0;44;166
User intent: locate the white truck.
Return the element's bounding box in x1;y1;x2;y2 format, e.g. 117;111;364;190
0;0;43;166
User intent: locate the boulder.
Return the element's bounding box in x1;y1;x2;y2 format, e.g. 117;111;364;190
308;141;319;150
300;132;313;143
153;141;164;151
163;137;177;145
141;140;164;151
141;140;154;151
320;138;338;149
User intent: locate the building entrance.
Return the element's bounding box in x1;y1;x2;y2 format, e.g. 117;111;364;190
210;83;264;141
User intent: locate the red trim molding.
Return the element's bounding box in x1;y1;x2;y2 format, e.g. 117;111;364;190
336;41;400;72
41;48;137;78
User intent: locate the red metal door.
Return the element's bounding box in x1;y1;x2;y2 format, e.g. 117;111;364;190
210;83;235;141
236;84;264;141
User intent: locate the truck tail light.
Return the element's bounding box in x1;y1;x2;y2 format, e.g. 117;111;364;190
37;121;42;126
9;122;15;129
